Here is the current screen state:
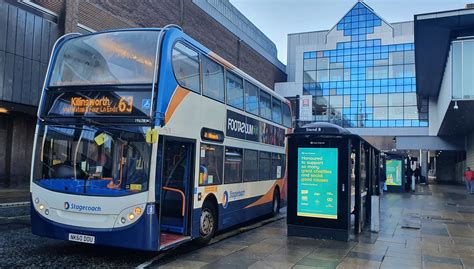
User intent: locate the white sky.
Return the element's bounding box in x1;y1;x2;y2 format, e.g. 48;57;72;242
230;0;468;64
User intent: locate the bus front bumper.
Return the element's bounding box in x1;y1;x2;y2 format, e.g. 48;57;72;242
30;203;160;251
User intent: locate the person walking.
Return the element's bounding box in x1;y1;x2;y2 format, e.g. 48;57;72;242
464;167;474;194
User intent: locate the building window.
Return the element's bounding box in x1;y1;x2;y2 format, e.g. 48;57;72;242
202;57;224;102
199;144;223;186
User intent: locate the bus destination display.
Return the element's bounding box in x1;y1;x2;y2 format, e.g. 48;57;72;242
64;96;134;114
386;159;402;186
297;148;338;219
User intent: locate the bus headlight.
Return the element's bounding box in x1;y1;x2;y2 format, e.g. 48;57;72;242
128;213;135;221
134;207;142;215
45;209;49;215
39;204;45;211
121;217;126;224
34;198;40;204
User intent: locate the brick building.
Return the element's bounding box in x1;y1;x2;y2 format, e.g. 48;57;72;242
0;0;286;188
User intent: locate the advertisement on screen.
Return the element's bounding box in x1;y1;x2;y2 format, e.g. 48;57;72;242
386;159;402;186
297;148;338;219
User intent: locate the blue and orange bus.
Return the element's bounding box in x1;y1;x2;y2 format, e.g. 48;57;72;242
30;26;292;251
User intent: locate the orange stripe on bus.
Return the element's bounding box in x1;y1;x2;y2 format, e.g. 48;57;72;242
244;179;284;209
165;86;189;124
208;52;235;70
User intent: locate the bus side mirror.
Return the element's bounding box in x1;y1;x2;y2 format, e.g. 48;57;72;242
146;128;158;144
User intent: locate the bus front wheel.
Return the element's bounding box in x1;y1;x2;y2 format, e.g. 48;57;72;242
198;201;216;244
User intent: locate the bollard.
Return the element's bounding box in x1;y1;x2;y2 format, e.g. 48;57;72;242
370;195;380;232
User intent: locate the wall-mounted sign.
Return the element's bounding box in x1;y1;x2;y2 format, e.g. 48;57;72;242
297;147;338;219
386;159;402;186
226;110;285;147
299;95;313;122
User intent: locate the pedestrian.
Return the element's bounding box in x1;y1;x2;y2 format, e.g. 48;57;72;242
464;167;474;194
414;164;421;184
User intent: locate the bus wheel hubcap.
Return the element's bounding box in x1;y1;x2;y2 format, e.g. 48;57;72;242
200;209;213;236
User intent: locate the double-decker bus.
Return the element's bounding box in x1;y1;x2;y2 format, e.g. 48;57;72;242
30;26;292;251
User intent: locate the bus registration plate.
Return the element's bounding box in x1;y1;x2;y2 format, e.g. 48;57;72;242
68;233;95;244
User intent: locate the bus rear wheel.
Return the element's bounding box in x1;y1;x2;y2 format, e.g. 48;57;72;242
272;189;280;216
198;202;216;244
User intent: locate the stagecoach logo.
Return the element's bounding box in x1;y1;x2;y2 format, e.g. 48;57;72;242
222;191;229;209
64;201;102;212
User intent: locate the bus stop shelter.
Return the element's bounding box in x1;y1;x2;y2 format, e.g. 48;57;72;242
286;122;382;241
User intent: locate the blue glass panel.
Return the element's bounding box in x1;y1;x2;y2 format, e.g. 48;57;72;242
373;120;381;127
374;39;381;46
323;89;329;95
396;85;404;92
389;79;396;86
337;89;343;95
396;120;404;127
329;82;337;88
381;120;388;127
336;49;344;56
381;87;388;93
396;78;404;85
344;88;350;94
396;44;404;51
388;120;396;127
304;52;311;59
381;52;388;59
404;120;411;127
351;95;358;101
337;56;344;62
311;52;317;58
404;44;412;50
366;47;374;53
337;42;344;49
343;108;350;114
324;51;331;57
411;120;419;127
350;108;357;114
381;79;388;86
330;50;337;57
373;53;380;60
389;86;396;92
330;57;337;63
388;45;396;52
403;85;411;92
365;121;373;127
374;18;382;27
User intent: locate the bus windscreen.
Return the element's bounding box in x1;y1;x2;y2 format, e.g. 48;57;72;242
49;31;159;86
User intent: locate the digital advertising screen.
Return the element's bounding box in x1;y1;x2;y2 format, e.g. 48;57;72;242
386;159;402;186
297;147;338;219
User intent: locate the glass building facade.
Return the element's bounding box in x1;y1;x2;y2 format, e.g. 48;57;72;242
301;3;428;128
452;39;474;100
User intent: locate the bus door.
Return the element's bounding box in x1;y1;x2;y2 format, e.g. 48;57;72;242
158;137;194;249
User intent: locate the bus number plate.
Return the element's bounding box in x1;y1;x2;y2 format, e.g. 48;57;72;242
68;233;95;244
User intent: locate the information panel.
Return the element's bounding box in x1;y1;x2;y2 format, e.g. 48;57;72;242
386;159;402;186
297;148;338;219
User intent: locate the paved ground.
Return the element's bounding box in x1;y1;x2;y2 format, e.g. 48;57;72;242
1;183;474;268
155;184;474;269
